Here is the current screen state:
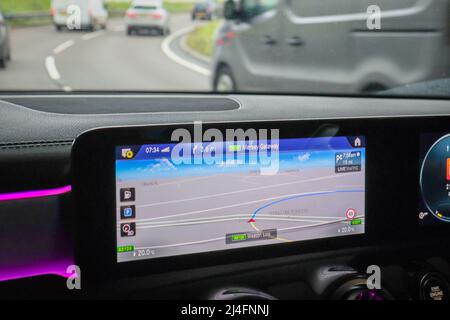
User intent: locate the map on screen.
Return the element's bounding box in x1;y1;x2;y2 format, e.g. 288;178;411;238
115;136;365;263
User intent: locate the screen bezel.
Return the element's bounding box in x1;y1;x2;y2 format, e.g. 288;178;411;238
71;118;450;282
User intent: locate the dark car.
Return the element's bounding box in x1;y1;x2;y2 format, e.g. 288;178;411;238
0;11;11;69
191;1;217;20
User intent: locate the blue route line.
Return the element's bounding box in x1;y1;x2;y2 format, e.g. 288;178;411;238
250;189;365;220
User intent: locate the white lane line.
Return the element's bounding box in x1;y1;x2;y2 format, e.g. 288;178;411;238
45;56;73;92
45;56;61;81
82;30;106;41
161;25;211;76
53;39;75;55
137;172;360;208
46;39;79;91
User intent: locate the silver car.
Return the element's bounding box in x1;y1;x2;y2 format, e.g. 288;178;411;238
0;11;11;69
213;0;450;93
125;0;171;36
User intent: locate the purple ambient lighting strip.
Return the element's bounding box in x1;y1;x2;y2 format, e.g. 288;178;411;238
0;185;72;202
0;185;74;282
0;258;75;283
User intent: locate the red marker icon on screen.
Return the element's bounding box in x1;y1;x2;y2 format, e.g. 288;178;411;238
345;208;357;220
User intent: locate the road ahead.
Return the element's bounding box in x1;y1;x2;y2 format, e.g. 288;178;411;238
0;14;210;92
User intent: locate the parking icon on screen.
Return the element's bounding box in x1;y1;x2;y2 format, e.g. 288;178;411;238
120;205;136;219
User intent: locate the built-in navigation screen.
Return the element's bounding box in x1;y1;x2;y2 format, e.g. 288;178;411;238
115;136;366;263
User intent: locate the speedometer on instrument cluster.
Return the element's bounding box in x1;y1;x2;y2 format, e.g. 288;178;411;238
420;134;450;223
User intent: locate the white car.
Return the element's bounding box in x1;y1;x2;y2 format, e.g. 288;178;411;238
125;0;170;36
51;0;108;31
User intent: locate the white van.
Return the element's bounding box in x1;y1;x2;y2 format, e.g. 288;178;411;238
213;0;450;93
51;0;108;31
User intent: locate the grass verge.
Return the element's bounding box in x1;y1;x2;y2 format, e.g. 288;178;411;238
0;0;50;13
0;0;51;26
185;20;221;58
106;1;194;14
0;0;194;13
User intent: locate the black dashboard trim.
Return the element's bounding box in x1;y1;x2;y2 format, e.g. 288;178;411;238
0;140;73;149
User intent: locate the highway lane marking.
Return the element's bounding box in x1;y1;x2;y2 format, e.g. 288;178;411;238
137;172;362;208
53;40;75;55
45;56;61;81
82;30;106;41
45;56;72;92
161;25;211;77
45;37;82;92
135;188;365;222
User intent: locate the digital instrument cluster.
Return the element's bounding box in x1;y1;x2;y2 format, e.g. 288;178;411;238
420;134;450;224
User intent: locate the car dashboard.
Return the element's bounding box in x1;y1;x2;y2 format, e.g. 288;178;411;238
0;93;449;300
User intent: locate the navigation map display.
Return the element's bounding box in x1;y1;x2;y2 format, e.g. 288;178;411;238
115;136;366;263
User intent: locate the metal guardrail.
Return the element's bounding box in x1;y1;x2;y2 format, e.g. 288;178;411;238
3;10;127;21
108;9;128;15
4;12;52;20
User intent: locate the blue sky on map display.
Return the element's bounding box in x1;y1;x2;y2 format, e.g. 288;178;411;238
116;149;366;182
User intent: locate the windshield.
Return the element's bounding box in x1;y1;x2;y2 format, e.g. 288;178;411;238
0;0;449;97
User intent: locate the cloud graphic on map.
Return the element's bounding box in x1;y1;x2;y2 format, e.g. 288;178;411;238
137;158;177;173
297;152;311;162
